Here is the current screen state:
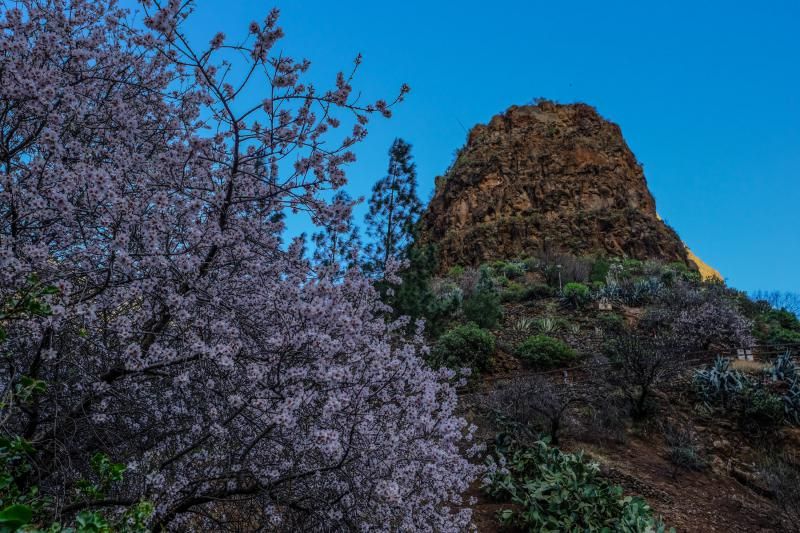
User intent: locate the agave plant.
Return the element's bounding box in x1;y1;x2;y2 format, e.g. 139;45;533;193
536;316;560;334
767;351;798;383
693;357;747;408
512;317;536;333
783;379;800;426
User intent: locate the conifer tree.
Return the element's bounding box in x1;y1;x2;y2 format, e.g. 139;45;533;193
311;191;362;275
364;138;422;274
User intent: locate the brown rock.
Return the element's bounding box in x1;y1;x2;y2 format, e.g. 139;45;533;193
420;101;693;271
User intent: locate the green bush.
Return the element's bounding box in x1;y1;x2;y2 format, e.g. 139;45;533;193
589;258;611;284
500;281;526;303
515;335;576;368
597;312;625;333
739;384;784;433
430;323;495;373
482;440;672;532
463;289;503;329
446;265;465;278
523;283;556;300
561;282;591;309
503;261;526;279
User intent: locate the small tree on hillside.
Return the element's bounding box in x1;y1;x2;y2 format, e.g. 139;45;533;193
364;138;422;275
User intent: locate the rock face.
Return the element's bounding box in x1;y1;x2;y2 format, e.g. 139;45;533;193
420;101;693;271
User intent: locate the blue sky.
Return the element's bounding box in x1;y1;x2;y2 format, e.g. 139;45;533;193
135;0;799;293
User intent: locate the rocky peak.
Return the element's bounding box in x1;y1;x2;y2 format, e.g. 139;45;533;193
420;101;694;271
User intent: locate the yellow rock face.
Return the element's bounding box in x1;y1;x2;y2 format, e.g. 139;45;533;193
655;213;722;281
686;247;723;281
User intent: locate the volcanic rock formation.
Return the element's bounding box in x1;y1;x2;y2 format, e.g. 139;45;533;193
420;101;702;272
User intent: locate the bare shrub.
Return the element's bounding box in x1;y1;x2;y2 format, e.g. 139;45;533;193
484;375;583;445
760;455;800;530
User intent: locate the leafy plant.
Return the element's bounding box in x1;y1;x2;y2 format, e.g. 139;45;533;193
738;383;784;433
482;440;672;532
463;289;503;329
561;282;591;309
430;323;495;374
515;335;576;368
781;379;800;426
511;317;535;334
535;316;560;334
693;357;747;408
766;351;797;382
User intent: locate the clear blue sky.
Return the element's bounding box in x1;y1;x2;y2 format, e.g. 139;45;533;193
133;0;800;294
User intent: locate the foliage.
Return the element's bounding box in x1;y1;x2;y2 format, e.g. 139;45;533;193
482;440;672;532
766;351;797;382
311;191;362;276
364;138;422;274
0;2;477;530
781;379;800;426
511;317;536;334
561;282;591;309
515;335;576;368
499;282;526;303
430;323;496;374
524;283;557;300
738;383;784;433
463;287;503;329
752;307;800;345
0;286;153;532
535;316;560;335
693;357;747;408
597;312;626;334
589;258;611;284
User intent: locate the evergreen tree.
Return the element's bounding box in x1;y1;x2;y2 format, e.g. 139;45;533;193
311;191;362;275
365;138;422;274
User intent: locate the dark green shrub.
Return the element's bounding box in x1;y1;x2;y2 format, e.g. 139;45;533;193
500;282;525;303
482;440;671;532
597;312;625;333
561;282;590;309
463;289;503;329
430;323;495;373
589;258;611;284
523;283;556;300
739;384;784;433
446;265;465;278
502;261;526;279
515;335;576;368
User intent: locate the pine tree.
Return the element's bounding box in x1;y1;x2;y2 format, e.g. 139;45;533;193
311;191;362;275
364;138;422;274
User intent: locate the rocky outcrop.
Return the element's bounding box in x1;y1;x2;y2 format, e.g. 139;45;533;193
420;101;695;271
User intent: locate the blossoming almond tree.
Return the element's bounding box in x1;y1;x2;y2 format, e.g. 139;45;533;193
0;1;479;529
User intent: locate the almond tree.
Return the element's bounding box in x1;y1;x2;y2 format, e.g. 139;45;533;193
0;1;478;530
